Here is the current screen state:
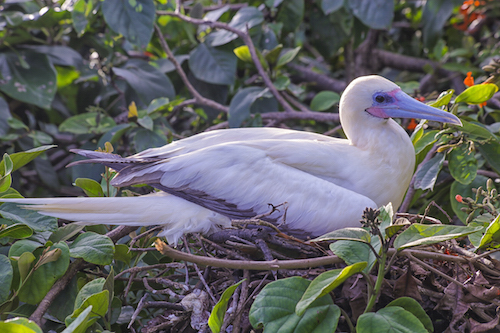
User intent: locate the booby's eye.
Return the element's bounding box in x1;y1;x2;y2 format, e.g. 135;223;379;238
375;95;385;103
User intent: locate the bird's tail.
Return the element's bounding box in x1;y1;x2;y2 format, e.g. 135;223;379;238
0;193;231;244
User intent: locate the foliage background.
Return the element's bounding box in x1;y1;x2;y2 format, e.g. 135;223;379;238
1;0;500;332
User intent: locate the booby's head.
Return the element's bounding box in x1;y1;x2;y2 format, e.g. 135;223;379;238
339;75;461;145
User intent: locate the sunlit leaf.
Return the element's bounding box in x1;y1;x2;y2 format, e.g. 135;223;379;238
455;84;498;104
357;306;427;333
208;280;245;333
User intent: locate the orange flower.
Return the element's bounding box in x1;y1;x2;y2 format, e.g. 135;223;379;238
407;118;418;130
455;194;463;203
464;72;474;87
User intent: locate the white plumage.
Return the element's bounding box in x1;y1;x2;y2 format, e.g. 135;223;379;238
1;76;461;244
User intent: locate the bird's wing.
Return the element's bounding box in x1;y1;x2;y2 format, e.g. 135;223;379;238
109;139;375;235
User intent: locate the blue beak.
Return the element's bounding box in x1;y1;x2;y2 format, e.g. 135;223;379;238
383;90;462;126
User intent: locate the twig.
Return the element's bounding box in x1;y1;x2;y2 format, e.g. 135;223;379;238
154;24;229;114
156;11;294;113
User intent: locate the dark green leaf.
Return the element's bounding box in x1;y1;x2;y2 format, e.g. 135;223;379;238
296;262;366;316
0;254;13;303
113;59;175;106
448;144;477;184
21;45;83;67
455;84;498;104
276;0;304;33
210;7;264;46
69;232;115;265
229;87;268;128
189;43;237;85
208;280;245;333
74;178;105;197
321;0;344;15
348;0;394;29
72;0;92;36
74;278;105;311
0;203;57;232
478;140;500;175
312;227;371;243
133;128;167;152
460;120;496;141
357;306;427;333
0;145;57;175
249;277;340;332
413;153;445;190
413;130;438;155
0;51;57;109
276;47;301;69
310;91;340;111
102;0;155;48
394;224;484;250
387;297;433;333
49;224;85;244
422;0;456;48
330;239;379;273
59;112;116;135
14;242;70;304
0;223;33;239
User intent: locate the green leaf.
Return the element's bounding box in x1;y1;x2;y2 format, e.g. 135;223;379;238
394;224;484;250
113;59;175;106
0;319;41;333
428;89;454;107
233;46;253;63
422;0;455;48
413;130;439;155
61;306;93;333
74;178;105;197
296;262;366;316
273;75;290;91
146;97;170;114
114;244;133;265
72;0;92;36
0;145;56;173
2;154;13;176
348;0;394;29
59;112;116;135
413;153;445;190
330;238;380;273
455;84;499;104
478;140;500;175
311;227;371;243
102;0;155;48
13;242;70;304
387;297;433;333
357;306;428;333
0;223;33;240
0;97;11;137
0;51;57;109
70;290;109;321
448;144;477;185
478;214;500;249
69;232;115;265
208;280;245;333
0;174;11;193
249;277;340;332
74;278;105;311
189;43;237;85
17;252;36;283
460;120;496;141
49;224;85;243
133;128;168;152
228;87;270;128
0;203;57;232
210;7;264;46
276;46;301;69
276;0;304;33
310;91;340;111
320;0;344;15
0;254;13;303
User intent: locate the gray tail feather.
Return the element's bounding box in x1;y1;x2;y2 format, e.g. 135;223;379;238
67;149;135;170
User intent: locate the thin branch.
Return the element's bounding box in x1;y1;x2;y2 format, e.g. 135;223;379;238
156;11;294;113
154;24;229;114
